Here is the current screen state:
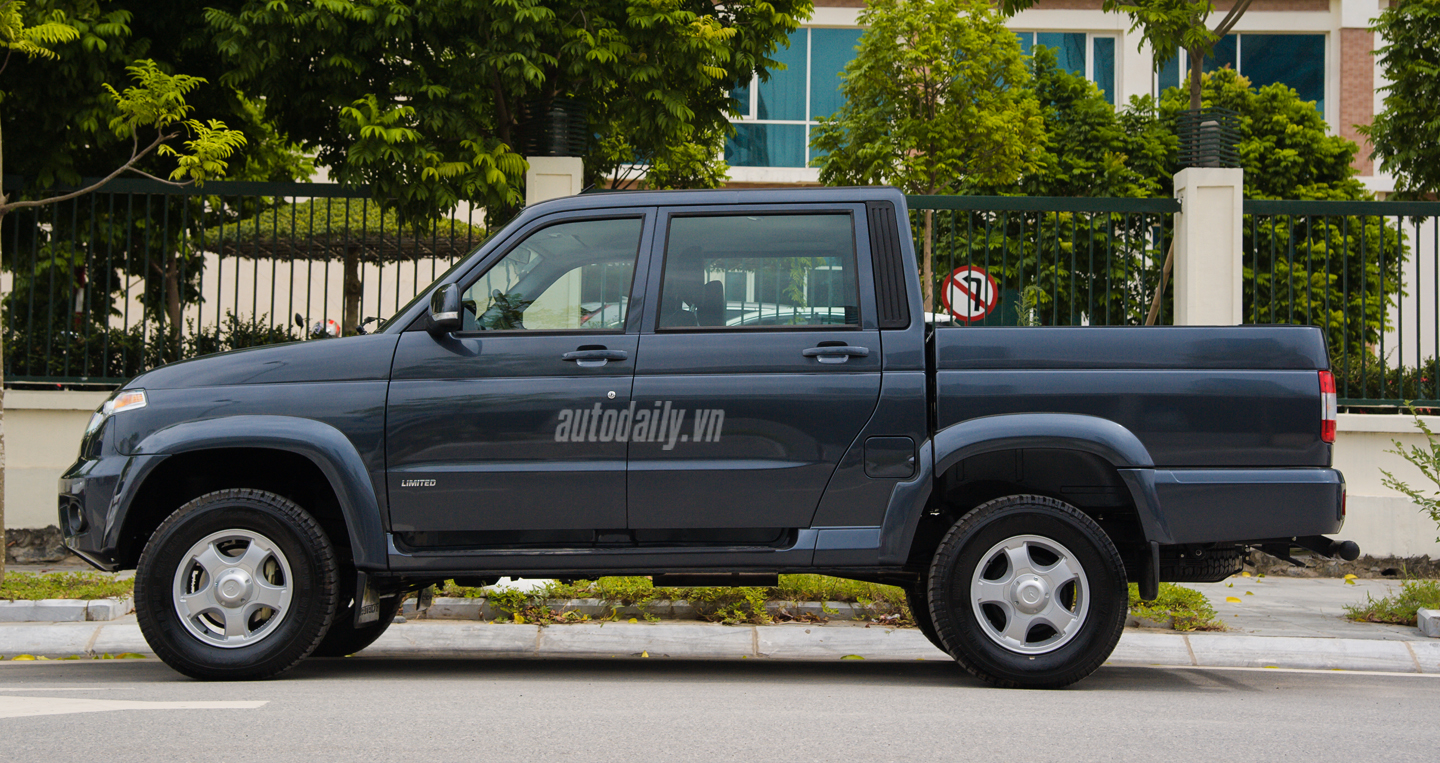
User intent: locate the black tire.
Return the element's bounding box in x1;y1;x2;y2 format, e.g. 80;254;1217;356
905;583;947;653
135;489;340;681
311;574;404;657
927;495;1127;689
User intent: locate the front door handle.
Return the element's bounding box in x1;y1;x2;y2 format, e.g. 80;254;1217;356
562;348;629;368
802;345;870;365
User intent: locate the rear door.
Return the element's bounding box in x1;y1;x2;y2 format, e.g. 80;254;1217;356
386;211;653;547
626;205;883;536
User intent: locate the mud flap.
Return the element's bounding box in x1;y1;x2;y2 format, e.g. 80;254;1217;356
354;571;380;626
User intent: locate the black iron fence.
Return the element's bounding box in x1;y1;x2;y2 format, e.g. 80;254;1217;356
1242;199;1440;408
2;177;484;385
906;195;1178;328
5;181;1439;409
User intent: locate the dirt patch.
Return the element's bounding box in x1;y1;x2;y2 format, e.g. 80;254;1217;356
4;526;83;565
1245;550;1439;579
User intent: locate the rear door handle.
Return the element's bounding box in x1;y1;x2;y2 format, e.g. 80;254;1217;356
802;345;869;364
562;348;629;367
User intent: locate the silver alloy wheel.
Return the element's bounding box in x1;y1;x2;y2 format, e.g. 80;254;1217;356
171;529;294;649
969;534;1090;655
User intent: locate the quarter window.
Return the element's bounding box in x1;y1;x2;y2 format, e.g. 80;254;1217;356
658;214;860;330
461;218;642;332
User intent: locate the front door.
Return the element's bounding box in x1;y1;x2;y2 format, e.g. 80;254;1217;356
386;212;652;548
626;207;883;537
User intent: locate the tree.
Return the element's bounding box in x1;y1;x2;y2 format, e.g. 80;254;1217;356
1000;0;1255;110
812;0;1045;304
0;1;244;583
203;0;809;224
1360;0;1440;199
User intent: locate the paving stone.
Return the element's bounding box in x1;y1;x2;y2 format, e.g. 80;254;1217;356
86;598;133;622
1186;633;1419;672
540;622;755;658
757;624;944;661
90;623;151;655
1109;631;1195;666
1408;640;1440;674
0;623;97;656
361;622;539;658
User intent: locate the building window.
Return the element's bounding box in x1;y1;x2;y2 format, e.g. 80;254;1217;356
726;28;864;169
1157;34;1325;113
1016;32;1120;105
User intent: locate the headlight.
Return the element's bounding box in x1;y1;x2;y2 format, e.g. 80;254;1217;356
85;388;147;436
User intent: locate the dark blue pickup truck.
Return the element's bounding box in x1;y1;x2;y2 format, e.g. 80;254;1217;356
60;187;1354;687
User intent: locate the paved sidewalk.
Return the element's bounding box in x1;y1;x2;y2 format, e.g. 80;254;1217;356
2;576;1438;674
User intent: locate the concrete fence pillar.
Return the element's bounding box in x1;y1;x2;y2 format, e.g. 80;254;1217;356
1172;167;1244;326
525;156;585;206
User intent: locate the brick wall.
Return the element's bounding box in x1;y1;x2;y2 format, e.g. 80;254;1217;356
1341;28;1375;176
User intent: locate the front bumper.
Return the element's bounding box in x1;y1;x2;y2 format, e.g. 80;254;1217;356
58;453;168;571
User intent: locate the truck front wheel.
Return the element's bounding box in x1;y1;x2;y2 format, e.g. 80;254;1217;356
927;494;1127;689
134;489;340;680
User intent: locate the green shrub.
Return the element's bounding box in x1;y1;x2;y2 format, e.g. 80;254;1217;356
1127;582;1224;631
0;572;134;600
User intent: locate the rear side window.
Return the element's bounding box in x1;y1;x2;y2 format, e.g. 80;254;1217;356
658;213;860;330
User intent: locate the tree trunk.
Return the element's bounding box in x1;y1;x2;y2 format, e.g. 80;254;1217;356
1188;45;1203;111
343;246;361;336
923;209;934;311
166;256;182;357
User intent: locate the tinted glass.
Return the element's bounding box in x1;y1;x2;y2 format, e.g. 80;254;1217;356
1037;32;1086;75
726;123;806;167
811;28;863;119
1158;49;1180;94
461;218;642;331
660;214;860;330
758;30;807;121
1241;34;1325;113
1093;36;1116;105
1203;34;1237;73
730;79;751;119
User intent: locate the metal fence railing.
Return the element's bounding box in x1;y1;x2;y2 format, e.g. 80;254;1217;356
2;177;486;385
1243;199;1440;408
906;195;1180;328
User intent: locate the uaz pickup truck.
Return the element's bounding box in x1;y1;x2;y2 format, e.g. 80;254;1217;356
61;187;1356;687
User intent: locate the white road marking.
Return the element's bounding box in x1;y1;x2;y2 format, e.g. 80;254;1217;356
0;696;267;719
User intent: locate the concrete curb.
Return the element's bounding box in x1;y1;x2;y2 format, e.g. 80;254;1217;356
3;621;1439;674
0;598;133;623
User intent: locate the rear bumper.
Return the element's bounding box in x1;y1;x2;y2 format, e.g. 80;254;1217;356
1120;467;1345;546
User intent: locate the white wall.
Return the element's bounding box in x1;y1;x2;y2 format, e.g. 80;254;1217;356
1333;413;1440;558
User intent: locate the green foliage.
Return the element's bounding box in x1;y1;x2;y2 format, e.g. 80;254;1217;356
1380;409;1440;543
972;47;1174;200
1344;579;1440;625
812;0;1045;194
0;1;80;62
1361;0;1440;198
204;0;809;222
1126;582;1224;631
0;571;133;600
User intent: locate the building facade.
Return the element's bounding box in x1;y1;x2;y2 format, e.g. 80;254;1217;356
724;0;1389;193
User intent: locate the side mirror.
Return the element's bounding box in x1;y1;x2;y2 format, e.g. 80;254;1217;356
427;284;462;336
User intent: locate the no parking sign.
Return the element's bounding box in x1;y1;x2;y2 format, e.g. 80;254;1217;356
940;266;1000;323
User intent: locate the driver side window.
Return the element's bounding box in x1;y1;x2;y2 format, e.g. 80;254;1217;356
461;217;642;332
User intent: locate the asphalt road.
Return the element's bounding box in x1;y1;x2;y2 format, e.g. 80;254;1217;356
2;657;1437;762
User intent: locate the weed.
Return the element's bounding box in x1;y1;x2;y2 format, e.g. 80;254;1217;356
1127;583;1225;631
1344;579;1440;625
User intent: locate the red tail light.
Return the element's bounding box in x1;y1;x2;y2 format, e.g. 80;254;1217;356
1319;370;1337;443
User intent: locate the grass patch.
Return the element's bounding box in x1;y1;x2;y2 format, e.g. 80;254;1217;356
1127;582;1225;631
1344;579;1440;625
436;575;911;626
0;572;133;601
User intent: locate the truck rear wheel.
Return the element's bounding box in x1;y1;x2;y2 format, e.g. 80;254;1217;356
927;494;1127;689
134;489;340;680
